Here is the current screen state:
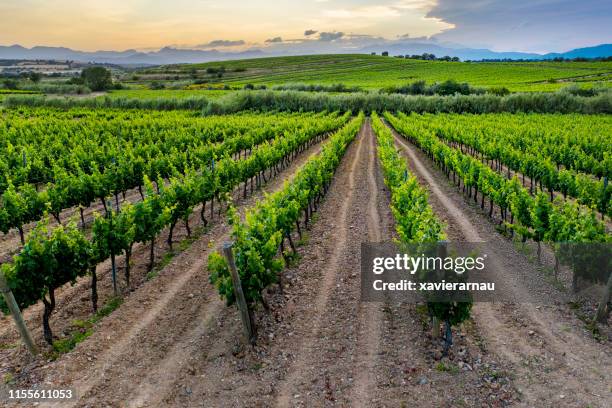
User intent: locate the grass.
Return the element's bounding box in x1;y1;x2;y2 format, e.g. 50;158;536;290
0;342;17;350
50;296;123;357
482;366;514;381
146;251;176;281
282;250;301;267
0;89;41;95
3;373;14;384
136;54;612;92
435;361;460;374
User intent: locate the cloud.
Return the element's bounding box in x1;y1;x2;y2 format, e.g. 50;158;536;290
318;31;344;41
322;1;437;20
199;39;245;47
265;36;283;43
323;6;400;19
427;0;612;52
304;29;318;36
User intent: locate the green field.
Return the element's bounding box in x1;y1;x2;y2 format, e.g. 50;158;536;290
105;88;233;99
134;54;612;92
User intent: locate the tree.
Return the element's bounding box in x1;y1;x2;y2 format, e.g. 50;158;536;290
28;72;42;83
80;66;113;91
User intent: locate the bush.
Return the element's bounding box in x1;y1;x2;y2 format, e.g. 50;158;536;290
487;86;510;96
272;83;362;93
150;81;165;90
5;90;610;115
20;83;91;94
2;79;19;90
560;84;604;97
206;66;226;75
432;80;483;96
204;90;612;115
3;95;210;110
28;72;42;83
382;80;484;96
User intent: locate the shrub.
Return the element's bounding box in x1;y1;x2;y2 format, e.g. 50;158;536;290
382;80;484;96
560;84;602;97
4;90;610;115
488;86;511;96
150;81;165;90
20;83;91;94
272;83;362;93
204;90;612;115
2;79;19;90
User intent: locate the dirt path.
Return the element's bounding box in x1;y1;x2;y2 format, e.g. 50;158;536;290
389;122;611;407
350;119;385;407
273;120;372;406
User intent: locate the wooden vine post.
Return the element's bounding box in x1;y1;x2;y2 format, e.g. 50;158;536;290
0;270;38;356
222;242;257;345
107;200;118;296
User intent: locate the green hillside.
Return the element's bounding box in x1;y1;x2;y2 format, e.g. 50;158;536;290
133;54;612;92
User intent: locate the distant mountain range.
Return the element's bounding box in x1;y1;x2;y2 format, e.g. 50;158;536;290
0;45;266;66
0;43;610;66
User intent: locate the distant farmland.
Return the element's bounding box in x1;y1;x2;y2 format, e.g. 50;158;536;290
134;54;612;92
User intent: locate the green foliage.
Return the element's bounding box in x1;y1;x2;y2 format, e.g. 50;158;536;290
386;111;610;284
371;112;471;329
372;113;445;242
209;113;364;305
204;90;612;115
381;80;485;96
409;112;612;211
6;89;612;115
0;110;351;343
143;55;612;92
1;220;91;313
81;66;113;91
27;72;42;83
272;83;362;93
0;109;343;238
51;296;122;355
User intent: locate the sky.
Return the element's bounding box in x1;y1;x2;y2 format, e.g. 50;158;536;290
0;0;610;53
